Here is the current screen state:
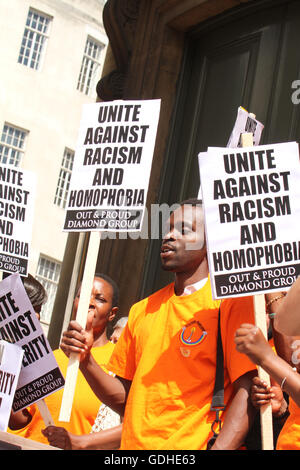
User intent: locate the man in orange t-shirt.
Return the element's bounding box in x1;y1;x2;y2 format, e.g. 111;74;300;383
108;281;256;449
61;199;257;450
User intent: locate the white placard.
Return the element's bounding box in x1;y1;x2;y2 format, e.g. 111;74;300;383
0;274;64;411
0;341;23;431
227;106;264;148
63;99;161;232
0;165;36;276
199;142;300;299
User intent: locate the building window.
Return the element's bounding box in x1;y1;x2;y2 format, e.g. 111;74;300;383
54;148;74;208
77;37;104;96
36;256;61;325
0;123;28;167
18;8;51;70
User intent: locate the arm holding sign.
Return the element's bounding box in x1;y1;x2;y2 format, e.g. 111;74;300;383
235;324;300;407
250;376;288;419
9;408;33;431
42;423;122;450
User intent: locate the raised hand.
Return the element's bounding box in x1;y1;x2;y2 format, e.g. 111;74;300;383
234;323;273;366
60;311;95;361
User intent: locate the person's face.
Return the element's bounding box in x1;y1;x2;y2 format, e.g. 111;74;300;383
73;277;117;333
160;204;206;274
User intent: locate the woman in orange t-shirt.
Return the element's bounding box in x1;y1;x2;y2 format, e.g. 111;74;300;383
9;274;121;449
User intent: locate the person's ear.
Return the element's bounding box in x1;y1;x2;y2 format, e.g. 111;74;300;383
108;306;119;323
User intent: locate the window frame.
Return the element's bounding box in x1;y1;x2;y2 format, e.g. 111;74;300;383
36;255;61;325
77;36;104;96
0;122;28;167
54;147;75;209
18;8;52;70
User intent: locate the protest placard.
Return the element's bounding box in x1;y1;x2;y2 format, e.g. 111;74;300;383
0;341;23;431
227;106;264;148
0;165;36;277
63;99;161;233
59;100;161;422
200;116;275;449
198;108;263;199
199;141;300;300
0;273;64;412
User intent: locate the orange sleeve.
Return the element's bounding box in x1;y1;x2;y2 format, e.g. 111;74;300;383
107;310;137;381
221;295;257;384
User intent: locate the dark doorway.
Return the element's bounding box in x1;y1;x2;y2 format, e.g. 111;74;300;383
142;0;300;297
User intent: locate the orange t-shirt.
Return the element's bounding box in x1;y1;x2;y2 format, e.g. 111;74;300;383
108;280;256;450
8;342;115;445
276;398;300;450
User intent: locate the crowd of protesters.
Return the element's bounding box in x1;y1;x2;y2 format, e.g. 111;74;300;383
4;199;300;450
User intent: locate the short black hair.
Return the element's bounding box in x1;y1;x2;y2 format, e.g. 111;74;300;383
94;272;119;308
22;274;48;312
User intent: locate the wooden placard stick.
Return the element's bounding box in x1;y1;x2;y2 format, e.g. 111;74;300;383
241;130;274;450
61;233;86;337
37;399;54;426
58;231;100;422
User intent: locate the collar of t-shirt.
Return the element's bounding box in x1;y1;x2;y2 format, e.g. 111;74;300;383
181;278;208;296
